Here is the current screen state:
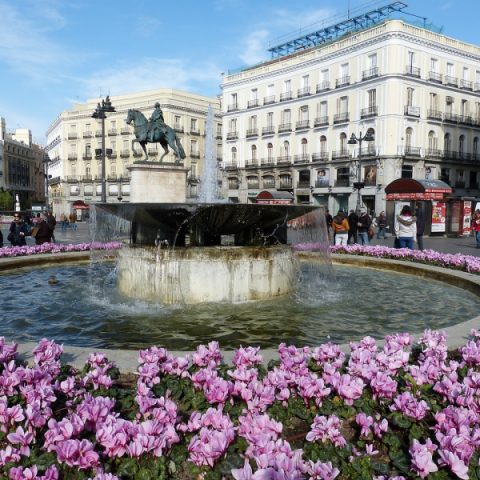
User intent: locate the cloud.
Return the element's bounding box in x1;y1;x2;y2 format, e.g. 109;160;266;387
133;15;163;38
239;30;270;65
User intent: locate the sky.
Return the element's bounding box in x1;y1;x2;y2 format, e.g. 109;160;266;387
0;0;476;143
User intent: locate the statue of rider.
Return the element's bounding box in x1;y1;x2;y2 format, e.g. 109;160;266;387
148;102;165;142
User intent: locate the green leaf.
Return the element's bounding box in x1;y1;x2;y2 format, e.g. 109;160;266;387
390;412;411;429
117;458;139;477
135;467;153;480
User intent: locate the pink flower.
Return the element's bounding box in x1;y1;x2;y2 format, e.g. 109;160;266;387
307;460;340;480
438;450;469;480
306;415;346;448
409;439;438;478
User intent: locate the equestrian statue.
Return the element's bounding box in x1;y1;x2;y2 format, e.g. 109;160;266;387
126;103;186;163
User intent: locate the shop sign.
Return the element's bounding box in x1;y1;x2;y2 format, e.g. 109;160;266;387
386;192;445;200
431;201;447;233
247;192;259;197
256;199;291;205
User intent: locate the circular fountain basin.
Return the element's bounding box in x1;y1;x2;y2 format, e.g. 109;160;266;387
117;245;298;304
1;257;479;350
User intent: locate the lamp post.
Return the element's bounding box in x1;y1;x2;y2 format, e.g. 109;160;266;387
92;96;115;203
348;131;374;212
43;153;51;211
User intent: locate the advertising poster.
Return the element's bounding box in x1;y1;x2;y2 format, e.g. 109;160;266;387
462;201;472;235
450;202;461;233
364;166;377;185
431;201;447;233
316;168;330;187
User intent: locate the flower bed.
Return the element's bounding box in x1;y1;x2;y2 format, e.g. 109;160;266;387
0;331;479;479
294;244;480;275
0;242;123;258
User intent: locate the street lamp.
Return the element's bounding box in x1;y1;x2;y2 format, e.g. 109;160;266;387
348;131;374;212
43;153;52;211
92;96;115;203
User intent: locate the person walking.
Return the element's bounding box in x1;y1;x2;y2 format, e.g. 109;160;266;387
332;211;350;246
34;213;52;245
46;211;57;242
325;209;333;243
357;209;372;245
395;205;417;249
347;209;358;244
375;211;388;240
69;212;77;231
473;209;480;249
8;213;29;246
415;203;425;251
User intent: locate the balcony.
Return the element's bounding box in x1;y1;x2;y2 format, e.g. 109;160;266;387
280;91;293;102
358;146;377;157
173;125;184;133
295;120;310;131
261;158;275;166
294;154;310;164
331;150;350;160
121;128;130;135
425;149;443;159
262;126;275;136
427;109;442;121
108;129;117;136
226;131;238;140
428;71;442;83
95;130;103;137
361;106;378;118
120;149;130;157
278;123;292;133
312;152;329;162
459;115;473;126
262;181;276;189
83;131;93;138
133;151;143;157
316;81;330;92
66;176;79;183
190;128;200;135
245;159;259;167
146;149;157;156
443;150;457;160
228;182;240;190
443;112;458;124
67;132;78;140
404;105;420;117
445;75;458;87
405;66;421;78
314;116;329;127
277;156;292;165
362;67;379;81
279;180;292;189
224;161;238;170
335;76;350;88
297;181;311;189
107;175;117;181
190;151;200;159
247;99;259;108
333;112;349;124
82;154;93;160
247;182;260;189
457;152;472;161
68;153;78;160
107;151;117;159
297;87;311;97
82;176;93;183
118;174;131;182
246;128;259;138
403;146;421;157
460;79;473;90
227;104;239;112
263;95;276;105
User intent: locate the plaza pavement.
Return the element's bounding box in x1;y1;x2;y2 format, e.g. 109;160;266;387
2;220;479;257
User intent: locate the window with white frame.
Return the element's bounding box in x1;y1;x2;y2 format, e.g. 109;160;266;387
428;131;437;152
251;88;258;100
191;140;198;154
447;63;454;77
406;87;414;107
430;58;438;72
283;140;290;157
229;118;237;132
320;136;327;153
231;147;237;162
283;80;291;93
430;93;438;110
340;133;347;153
459;135;465;155
463;67;469;80
249;115;257;129
340;63;349;78
301;138;308;156
302;75;309;88
267;84;274;96
444;133;451;152
368;53;377;69
338;96;348;113
299;106;309;121
251;144;257;160
282;109;291;124
267;143;273;160
318;101;327;117
266;112;274;127
368;89;376;108
405;127;413;148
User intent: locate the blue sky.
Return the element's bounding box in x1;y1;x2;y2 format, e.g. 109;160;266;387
0;0;475;143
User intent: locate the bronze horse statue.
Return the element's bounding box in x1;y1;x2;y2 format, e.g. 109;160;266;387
126;109;186;163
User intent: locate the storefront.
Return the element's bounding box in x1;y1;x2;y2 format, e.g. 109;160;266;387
72;200;90;221
255;191;294;205
384;179;452;236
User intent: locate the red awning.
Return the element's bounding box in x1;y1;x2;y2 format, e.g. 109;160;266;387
72;200;90;210
256;190;294;204
384;179;452;200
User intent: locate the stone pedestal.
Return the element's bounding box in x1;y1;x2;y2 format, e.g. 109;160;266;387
127;162;188;203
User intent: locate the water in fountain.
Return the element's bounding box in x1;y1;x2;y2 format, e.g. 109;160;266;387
197;104;220;203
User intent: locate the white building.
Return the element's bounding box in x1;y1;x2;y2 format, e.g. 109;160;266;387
45;88;221;216
221;18;480;214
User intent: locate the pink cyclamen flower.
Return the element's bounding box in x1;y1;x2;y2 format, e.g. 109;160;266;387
409;439;438;478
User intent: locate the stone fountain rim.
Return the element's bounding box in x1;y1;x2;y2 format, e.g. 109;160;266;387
1;251;478;372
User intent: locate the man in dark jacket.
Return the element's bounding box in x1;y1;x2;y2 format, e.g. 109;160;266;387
8;213;29;246
46;211;57;242
415;203;425;251
357;209;372;245
347;209;358;244
35;213;52;245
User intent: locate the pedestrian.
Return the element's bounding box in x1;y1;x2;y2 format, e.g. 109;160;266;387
325;209;333;243
375;211;388;240
347;209;358;244
8;213;29;246
46;211;57;242
473;209;480;249
34;213;52;245
69;212;77;231
332;211;350;246
357;208;372;245
394;205;417;249
415;203;425;251
0;215;3;247
60;213;67;231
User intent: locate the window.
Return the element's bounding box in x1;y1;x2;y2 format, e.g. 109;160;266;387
440;167;450;183
430;58;438;72
174;115;181;127
267;112;274;127
428;131;437;151
282;109;291;124
401;165;413;178
320;136;327;153
301;138;308;155
229;118;237;132
283;141;290;157
85;164;91;176
302;75;309;88
231;147;237;162
463;67;469;80
318;101;327;117
191;118;197;131
447;63;454;77
249;115;257;129
338;96;348;113
408;51;415;67
85;144;91;155
336;167;350;186
191;140;198;154
251;145;257;160
368;53;377;69
461;100;468;116
429;93;438;110
406;87;414;107
267;143;273;160
267;84;274;96
110;120;116;129
459;135;465;155
251;88;258;100
340;133;347;153
368;89;376;107
405;127;413;148
283;80;291;93
474;137;479;156
444;133;451;152
320;69;329;82
110;164;116;175
231;93;237;106
299;106;309;121
340;63;349;77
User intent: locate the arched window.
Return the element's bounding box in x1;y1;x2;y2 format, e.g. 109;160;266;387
85;164;91;177
428;131;437;152
301;138;308;156
283;140;290;157
444;133;451;153
267;143;273;160
85;144;91;155
405;127;413;148
366;128;375;153
231;147;237;162
299;105;309;121
320;136;327;153
340;133;347;153
459;135;465;155
251;144;257;160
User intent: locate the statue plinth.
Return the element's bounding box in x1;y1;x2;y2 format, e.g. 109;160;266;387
127;162;188;203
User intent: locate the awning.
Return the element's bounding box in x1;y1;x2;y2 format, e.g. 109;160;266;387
72;200;90;210
256;190;294;204
385;179;452;200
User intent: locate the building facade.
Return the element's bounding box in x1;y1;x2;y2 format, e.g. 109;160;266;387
45;88;221;216
0;118;46;211
221;19;480;214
